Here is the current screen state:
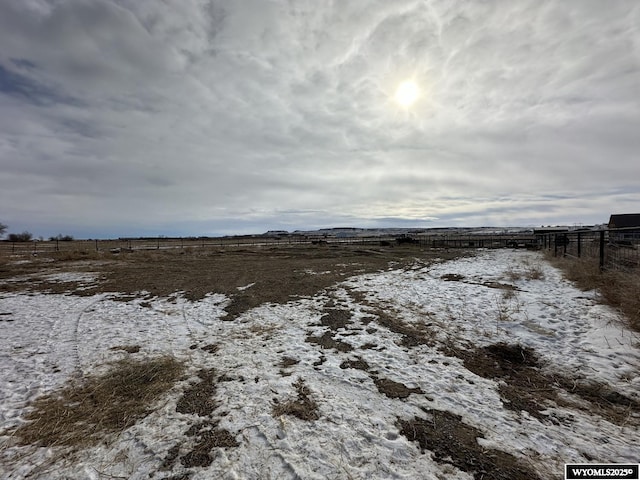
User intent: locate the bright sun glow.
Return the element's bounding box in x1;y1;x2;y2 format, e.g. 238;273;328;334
394;80;420;107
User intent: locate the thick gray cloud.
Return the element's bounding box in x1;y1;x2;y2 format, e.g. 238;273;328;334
1;0;639;237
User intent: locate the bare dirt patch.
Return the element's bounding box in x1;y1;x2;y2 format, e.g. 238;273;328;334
455;343;555;422
313;354;326;367
278;356;300;368
482;281;519;291
373;309;436;348
550;376;640;426
160;444;181;471
398;408;542;480
201;344;218;354
278;356;300;376
305;331;354;352
339;357;371;371
441;273;465;281
176;368;219;417
317;307;353;330
170;367;240;471
373;377;425;399
110;344;141;354
180;420;239;468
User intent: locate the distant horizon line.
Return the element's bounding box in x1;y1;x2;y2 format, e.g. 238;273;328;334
5;223;608;242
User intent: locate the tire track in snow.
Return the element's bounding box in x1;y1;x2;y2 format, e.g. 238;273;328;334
37;294;110;379
181;303;196;341
179;294;228;347
70;295;111;377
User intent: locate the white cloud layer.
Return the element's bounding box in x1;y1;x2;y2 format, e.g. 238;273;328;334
1;0;639;237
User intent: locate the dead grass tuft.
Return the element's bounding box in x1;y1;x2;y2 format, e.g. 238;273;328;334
11;356;184;448
545;253;640;332
248;323;279;337
272;378;320;421
504;268;522;282
525;264;545;280
506;263;545;282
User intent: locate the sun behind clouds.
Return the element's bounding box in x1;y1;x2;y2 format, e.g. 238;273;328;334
394;80;420;107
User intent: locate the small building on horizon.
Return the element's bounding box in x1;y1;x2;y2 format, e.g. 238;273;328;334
608;213;640;242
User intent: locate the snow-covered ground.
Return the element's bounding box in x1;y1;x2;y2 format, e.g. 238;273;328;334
1;249;639;479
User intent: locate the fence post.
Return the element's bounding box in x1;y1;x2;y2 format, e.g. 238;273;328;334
578;232;583;257
33;241;37;254
554;234;558;256
95;239;99;251
599;231;605;271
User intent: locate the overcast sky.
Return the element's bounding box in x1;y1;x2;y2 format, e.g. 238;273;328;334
1;0;639;238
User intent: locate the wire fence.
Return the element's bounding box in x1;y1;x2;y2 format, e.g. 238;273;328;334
0;232;541;257
5;230;637;272
539;227;640;271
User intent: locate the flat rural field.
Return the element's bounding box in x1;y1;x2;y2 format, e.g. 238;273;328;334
0;245;638;479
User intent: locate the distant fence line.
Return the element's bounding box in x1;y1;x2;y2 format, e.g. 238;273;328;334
540;227;639;271
0;233;539;255
3;230;636;271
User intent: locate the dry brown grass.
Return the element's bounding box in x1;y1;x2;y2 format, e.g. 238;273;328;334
524;264;545;280
272;378;320;421
545;252;640;332
9;356;184;448
49;250;104;262
505;263;544;282
1;244;469;320
599;271;640;333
